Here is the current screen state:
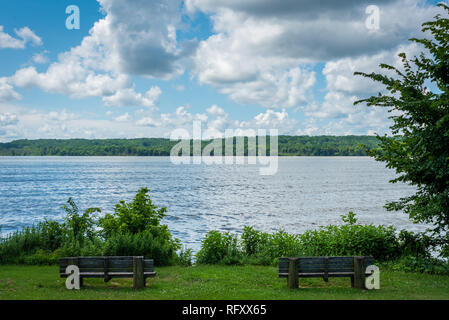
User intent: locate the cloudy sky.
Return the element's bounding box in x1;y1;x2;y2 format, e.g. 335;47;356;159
0;0;445;141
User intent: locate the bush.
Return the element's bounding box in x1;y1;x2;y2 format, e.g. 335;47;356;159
63;198;100;246
0;188;183;266
298;216;400;261
23;249;60;265
198;213;426;266
241;228;303;265
397;230;439;258
98;188;180;266
103;230;180;266
0;226;43;264
39;219;66;252
98;187;167;237
386;256;449;275
176;248;193;267
196;231;243;265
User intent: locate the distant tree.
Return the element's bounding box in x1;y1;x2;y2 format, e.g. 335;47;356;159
354;4;449;256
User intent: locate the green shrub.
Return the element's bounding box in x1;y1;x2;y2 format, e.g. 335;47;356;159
241;227;305;265
23;249;60;265
196;231;243;265
63;198;100;246
199;213;412;265
0;225;44;264
95;187;180;265
386;256;449;275
241;226;265;256
0;188;183;266
397;230;439;258
39;219;66;252
298;222;400;261
103;230;180;266
176;248;193;267
98;187;167;237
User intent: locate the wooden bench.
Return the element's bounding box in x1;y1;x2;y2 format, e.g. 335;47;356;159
278;256;375;289
59;256;156;289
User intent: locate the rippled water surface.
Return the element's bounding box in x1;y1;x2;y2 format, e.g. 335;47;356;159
0;156;421;251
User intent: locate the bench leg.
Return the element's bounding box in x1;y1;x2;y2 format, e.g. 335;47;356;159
79;277;83;288
133;257;145;290
353;256;366;289
287;258;299;289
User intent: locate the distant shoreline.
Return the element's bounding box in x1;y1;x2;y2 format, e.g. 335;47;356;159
0;136;378;157
0;154;371;157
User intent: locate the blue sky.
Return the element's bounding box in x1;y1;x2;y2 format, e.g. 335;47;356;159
0;0;446;141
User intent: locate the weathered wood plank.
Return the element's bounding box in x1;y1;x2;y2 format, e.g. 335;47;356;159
279;271;355;278
352;256;365;289
133;256;145;290
59;257;154;270
287;258;299;289
60;272;157;279
59;256;156;286
278;256;375;288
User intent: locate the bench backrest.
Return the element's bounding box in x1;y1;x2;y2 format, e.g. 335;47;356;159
59;256;154;274
278;256;374;274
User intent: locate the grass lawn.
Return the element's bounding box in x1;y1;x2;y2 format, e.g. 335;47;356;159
1;264;449;300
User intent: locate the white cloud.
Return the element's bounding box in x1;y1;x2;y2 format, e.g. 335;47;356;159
135;103;299;139
189;0;438;112
192;19;317;108
10;66;132;100
206;104;226;116
0;26;42;49
114;112;131;122
0;112;18;126
31;52;49;64
254;109;289;126
235;108;298;135
300;42;424;135
103;86;162;108
47;109;77;122
6;0;195;108
322;43;423;96
0;104;162;141
136;116;160;127
14;27;42;46
188;0;436;60
97;0;193;78
0;78;21;102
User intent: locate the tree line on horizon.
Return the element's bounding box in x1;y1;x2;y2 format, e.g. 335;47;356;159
0;135;379;156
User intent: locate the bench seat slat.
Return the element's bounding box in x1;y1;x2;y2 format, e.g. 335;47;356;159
60;261;154;269
59;256;156;285
59;268;155;273
278;271;372;278
278;268;355;273
278;256;375;284
60;271;157;278
278;272;355;278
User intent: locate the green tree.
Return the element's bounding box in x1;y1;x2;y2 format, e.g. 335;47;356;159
354;4;449;256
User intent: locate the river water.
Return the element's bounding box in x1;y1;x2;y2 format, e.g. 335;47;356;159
0;156;422;251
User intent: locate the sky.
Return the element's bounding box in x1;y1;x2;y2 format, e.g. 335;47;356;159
0;0;446;142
